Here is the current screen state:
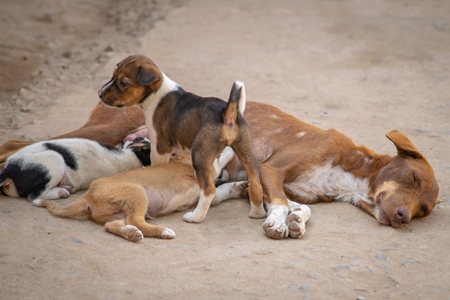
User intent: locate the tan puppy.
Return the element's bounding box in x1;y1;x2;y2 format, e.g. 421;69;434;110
33;148;246;242
98;55;265;223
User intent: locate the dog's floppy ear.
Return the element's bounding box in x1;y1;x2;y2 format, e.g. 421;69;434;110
138;67;158;86
386;130;423;159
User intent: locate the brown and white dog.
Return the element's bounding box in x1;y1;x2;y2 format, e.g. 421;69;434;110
97;55;265;223
33;147;250;242
224;102;440;239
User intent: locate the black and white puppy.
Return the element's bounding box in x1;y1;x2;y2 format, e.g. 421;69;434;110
0;138;150;201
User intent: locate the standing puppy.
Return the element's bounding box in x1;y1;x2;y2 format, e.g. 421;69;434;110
98;55;265;222
0;138;150;201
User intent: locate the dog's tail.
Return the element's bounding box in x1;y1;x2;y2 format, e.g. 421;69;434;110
33;197;90;219
224;81;246;128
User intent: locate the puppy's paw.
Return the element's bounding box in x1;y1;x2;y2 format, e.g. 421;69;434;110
249;204;266;219
58;189;70;199
262;220;289;239
183;211;205;223
262;204;289;239
124;225;144;242
32;199;44;207
286;205;311;239
160;228;176;239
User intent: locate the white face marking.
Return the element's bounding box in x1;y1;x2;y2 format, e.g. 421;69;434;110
284;161;371;205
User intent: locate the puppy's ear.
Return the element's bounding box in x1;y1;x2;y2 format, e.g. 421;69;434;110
138;67;158;86
386;130;423;159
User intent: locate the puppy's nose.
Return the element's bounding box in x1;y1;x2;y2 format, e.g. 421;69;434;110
98;90;103;98
394;206;410;225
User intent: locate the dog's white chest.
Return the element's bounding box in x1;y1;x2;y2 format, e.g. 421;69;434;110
284;161;371;204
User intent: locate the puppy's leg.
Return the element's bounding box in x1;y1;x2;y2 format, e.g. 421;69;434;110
121;184;175;239
231;134;266;219
40;187;70;200
212;146;235;179
211;181;248;206
286;200;311;239
183;149;216;223
259;163;291;239
104;219;144;243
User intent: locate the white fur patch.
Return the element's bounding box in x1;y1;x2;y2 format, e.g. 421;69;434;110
142;73;180;165
284;160;371;205
233;80;246;115
297;131;306;138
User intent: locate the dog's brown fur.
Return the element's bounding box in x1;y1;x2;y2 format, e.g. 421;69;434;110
0;102;144;164
97;55;265;223
224;102;440;238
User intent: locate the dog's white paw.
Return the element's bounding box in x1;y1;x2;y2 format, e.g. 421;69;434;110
32;199;44;207
286;204;311;239
263;219;289;239
249;204;267;219
58;189;70;198
124;225;144;242
183;211;204;223
160;228;176;239
262;204;289;239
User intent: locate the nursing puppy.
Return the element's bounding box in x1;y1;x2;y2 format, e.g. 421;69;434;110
0;138;150;201
33;147;246;241
98;55;265;223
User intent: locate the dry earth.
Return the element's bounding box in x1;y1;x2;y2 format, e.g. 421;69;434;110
1;0;449;299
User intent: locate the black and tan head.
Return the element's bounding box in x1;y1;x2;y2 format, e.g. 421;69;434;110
370;130;439;228
98;55;164;107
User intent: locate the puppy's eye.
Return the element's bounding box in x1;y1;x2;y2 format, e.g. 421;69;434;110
120;80;127;88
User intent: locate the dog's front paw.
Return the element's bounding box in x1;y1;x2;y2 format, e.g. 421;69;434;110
286;204;311;239
183;211;205;223
124;225;144;242
160;228;176;239
262;204;289;239
262;219;289;239
58;189;70;198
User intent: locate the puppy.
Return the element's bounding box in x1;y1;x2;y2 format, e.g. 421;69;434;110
33;147;246;242
224;102;440;238
0;138;150;201
98;54;265;223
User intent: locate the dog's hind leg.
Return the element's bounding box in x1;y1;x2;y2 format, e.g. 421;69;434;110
120;185;175;239
104;219;144;242
231;132;266;219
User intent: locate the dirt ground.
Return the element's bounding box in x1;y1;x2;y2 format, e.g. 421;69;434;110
1;0;449;299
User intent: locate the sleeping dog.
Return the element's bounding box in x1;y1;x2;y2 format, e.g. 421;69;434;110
98;55;265;223
0;138;150;201
32;147;258;241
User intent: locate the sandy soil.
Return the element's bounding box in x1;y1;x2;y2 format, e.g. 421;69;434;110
1;0;449;299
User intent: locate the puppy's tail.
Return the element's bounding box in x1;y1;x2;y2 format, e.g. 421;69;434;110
33;197;90;219
224;80;246;127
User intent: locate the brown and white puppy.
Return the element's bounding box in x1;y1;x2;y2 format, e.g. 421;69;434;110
224;102;440;239
97;55;265;223
32;147;247;242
